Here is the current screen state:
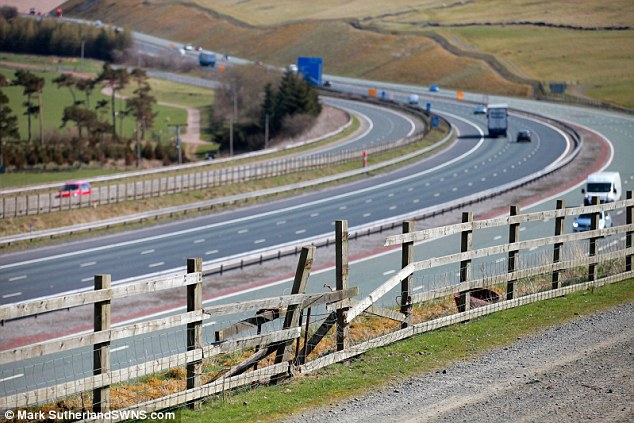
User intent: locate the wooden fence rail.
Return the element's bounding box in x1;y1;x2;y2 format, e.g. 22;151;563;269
0;194;632;419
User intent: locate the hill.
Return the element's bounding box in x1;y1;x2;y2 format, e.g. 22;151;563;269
58;0;634;108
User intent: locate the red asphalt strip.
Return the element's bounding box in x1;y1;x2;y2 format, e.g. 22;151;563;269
0;123;612;351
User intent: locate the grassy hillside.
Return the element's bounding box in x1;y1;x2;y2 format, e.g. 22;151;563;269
59;0;633;108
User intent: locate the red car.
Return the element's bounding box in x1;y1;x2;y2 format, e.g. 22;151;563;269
56;181;92;198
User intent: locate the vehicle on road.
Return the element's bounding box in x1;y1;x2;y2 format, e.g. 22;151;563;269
408;94;420;105
572;210;612;232
516;130;532;142
474;104;487;114
199;52;216;67
429;85;439;92
487;103;508;138
583;172;622;203
183;44;194;51
56;181;92;198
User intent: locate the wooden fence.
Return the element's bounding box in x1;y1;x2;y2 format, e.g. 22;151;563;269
0;193;632;421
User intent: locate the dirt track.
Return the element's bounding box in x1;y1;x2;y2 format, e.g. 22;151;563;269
284;304;633;423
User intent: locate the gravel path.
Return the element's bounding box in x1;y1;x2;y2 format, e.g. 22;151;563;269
284;303;633;423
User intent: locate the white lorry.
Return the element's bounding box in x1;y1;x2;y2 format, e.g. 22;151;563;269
486;103;508;137
583;172;622;203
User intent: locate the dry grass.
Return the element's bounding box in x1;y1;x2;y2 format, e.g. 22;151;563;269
61;0;633;106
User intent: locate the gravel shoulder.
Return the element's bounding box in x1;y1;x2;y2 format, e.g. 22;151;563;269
284;303;633;423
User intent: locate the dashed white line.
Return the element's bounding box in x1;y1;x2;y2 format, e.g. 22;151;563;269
81;277;93;282
389;206;397;210
111;345;129;353
339;206;347;210
205;250;219;256
141;249;155;255
203;320;217;328
276;220;286;225
238;229;248;234
310;213;319;217
193;239;205;244
363;213;372;217
383;269;396;276
2;292;22;299
296;229;306;234
254;239;266;244
494;235;502;240
434;193;440;197
0;374;24;383
149;262;164;268
80;261;96;268
8;275;26;282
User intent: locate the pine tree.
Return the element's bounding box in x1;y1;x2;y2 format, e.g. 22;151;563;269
0;89;20;167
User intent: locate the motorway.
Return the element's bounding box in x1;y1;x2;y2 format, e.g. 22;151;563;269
1;32;633;400
0;103;569;305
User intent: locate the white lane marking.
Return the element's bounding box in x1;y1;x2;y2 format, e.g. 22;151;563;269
434;193;440;197
8;275;26;282
383;269;396;276
452;187;458;191
363;213;372;217
0;374;24;383
203;320;217;328
81;277;93;282
413;199;420;203
205;250;219;256
194;239;205;244
254;239;266;244
310;213;319;217
2;292;22;299
494;235;502;240
111;345;129;353
141;249;155;255
389;206;397;210
296;229;306;234
0;112;486;272
238;229;248;234
365;199;373;203
80;261;96;267
149;262;164;268
339;206;347;210
276;220;286;225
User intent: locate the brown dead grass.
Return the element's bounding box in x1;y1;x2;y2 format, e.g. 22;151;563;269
61;0;531;96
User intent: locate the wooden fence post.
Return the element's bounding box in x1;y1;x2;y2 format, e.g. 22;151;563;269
626;191;633;273
456;212;473;312
93;274;111;413
274;246;314;365
588;197;599;282
507;205;520;300
336;220;349;351
186;258;203;410
400;221;414;329
552;200;566;289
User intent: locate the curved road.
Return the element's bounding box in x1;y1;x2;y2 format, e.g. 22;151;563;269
0;105;569;305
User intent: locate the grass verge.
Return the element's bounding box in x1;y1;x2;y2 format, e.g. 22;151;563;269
170;278;634;423
0;119;448;244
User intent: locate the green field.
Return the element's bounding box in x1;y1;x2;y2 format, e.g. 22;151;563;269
0;59;189;141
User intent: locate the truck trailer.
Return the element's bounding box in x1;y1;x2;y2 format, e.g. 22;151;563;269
487;103;508;137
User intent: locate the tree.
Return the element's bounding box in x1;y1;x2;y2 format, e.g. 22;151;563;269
53;73;79;105
75;77;96;108
97;63;129;138
61;105;98;138
0;90;20;167
13;69;45;144
126;68;156;166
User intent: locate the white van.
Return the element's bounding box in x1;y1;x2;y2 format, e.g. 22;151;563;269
583;172;622;203
407;94;419;105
